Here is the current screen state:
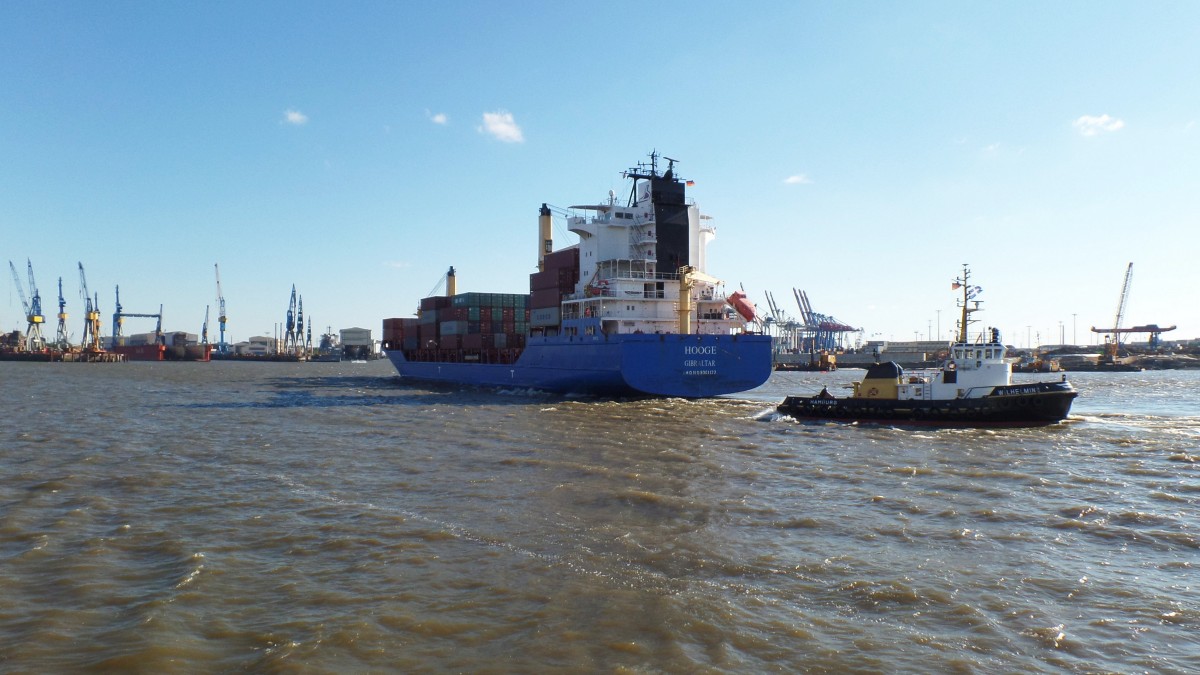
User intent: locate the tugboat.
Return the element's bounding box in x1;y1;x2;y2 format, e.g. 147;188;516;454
777;265;1077;427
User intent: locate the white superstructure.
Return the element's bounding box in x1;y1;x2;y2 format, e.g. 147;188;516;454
558;157;753;337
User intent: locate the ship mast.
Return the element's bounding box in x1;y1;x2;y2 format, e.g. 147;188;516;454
954;264;981;344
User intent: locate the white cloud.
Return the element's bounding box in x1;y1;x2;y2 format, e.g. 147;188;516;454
428;111;448;125
479;110;524;143
283;109;308;126
784;174;812;185
1073;114;1124;137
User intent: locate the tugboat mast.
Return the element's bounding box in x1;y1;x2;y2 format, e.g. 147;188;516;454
954;263;981;344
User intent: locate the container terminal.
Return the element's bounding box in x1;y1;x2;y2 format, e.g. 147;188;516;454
6;253;1192;368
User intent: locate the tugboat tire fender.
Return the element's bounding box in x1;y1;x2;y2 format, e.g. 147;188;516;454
946;360;957;371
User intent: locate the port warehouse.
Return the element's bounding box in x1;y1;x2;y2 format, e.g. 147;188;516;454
137;327;375;357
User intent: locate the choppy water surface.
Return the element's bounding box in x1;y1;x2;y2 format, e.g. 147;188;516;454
2;362;1196;672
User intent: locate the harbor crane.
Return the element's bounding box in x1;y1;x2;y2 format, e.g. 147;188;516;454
1090;262;1176;351
112;285;163;347
214;263;228;353
793;289;859;351
201;305;210;345
284;285;298;354
78;262;104;352
55;277;70;349
761;290;802;353
297;295;306;355
8;259;46;352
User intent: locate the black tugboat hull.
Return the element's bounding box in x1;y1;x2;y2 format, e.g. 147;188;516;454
777;382;1077;428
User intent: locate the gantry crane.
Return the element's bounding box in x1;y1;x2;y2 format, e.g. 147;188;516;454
214;263;228;353
794;288;859;351
112;285;163;347
762;290;801;353
8;259;46;352
78;262;104;352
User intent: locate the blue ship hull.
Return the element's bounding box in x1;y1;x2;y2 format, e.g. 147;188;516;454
385;332;772;397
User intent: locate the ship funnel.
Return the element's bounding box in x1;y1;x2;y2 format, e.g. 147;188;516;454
538;203;552;272
446;266;456;297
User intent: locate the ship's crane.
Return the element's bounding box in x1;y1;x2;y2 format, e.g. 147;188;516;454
214;264;228;353
8;259;46;352
55;277;70;349
78;262;104;352
424;266;456;302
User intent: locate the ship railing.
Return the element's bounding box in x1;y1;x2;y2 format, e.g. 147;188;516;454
569;212;654;227
566;288;670;300
599;271;673;282
613;271;678;282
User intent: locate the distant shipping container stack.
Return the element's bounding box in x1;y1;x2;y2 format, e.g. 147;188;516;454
383;292;530;363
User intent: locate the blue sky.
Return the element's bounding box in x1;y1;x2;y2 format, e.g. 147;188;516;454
3;2;1197;347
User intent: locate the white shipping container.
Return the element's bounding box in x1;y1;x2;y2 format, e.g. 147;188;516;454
530;307;560;328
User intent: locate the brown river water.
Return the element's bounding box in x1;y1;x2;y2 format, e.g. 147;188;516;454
1;360;1197;673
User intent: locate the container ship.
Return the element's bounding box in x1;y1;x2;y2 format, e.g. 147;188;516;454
382;153;772;397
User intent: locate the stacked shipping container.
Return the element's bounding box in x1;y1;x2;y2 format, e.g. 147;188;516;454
382;292;530;356
529;247;579;328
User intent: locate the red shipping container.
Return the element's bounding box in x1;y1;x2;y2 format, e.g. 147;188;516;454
420;296;450;311
530;288;561;309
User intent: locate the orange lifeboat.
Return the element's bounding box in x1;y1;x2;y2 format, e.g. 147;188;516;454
726;291;757;322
